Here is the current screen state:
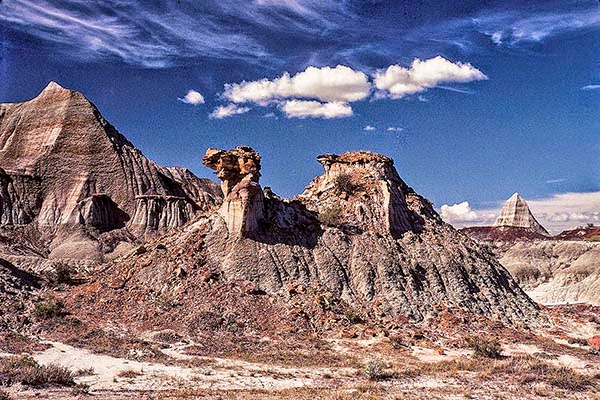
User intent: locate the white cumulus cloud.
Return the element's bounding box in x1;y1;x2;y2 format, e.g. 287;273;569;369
224;65;371;104
209;104;250;119
178;89;205;105
363;125;376;131
374;56;487;99
386;126;403;132
440;201;480;223
280;100;353;119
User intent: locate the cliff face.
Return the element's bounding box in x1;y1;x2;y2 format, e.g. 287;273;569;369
0;82;221;269
80;147;538;326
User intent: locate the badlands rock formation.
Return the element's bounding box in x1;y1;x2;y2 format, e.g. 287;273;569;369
80;147;538;326
463;195;600;305
0;82;221;269
493;193;548;235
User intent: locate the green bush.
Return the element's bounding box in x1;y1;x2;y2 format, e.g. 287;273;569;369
364;358;387;381
33;296;67;320
42;263;73;286
318;204;343;226
334;173;364;196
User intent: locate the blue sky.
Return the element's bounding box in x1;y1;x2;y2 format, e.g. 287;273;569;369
0;0;599;231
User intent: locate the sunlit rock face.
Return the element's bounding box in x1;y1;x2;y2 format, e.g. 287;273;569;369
299;151;424;238
0;82;222;269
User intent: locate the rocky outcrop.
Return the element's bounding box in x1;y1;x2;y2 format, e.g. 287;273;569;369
0;82;222;268
299;151;422;237
87;148;538;324
493;193;548;235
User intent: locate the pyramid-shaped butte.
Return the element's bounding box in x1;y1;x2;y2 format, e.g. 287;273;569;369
0;81;222;267
493;193;548;235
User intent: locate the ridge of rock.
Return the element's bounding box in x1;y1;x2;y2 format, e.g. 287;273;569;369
76;147;539;326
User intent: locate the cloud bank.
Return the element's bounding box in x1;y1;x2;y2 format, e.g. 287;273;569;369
224;65;371;104
216;57;486;118
440;202;480;223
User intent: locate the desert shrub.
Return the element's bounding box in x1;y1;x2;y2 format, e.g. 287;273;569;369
364;358;386;381
19;363;74;386
117;368;143;378
466;336;502;359
134;245;147;255
33;295;66;319
318;204;343;226
71;383;90;395
567;337;589;346
334;173;362;195
155;295;178;311
74;367;95;376
0;356;74;387
493;356;596;391
511;265;542;282
42;263;73;286
342;307;364;324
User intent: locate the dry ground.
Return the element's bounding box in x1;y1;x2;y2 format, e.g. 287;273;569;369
1;304;599;399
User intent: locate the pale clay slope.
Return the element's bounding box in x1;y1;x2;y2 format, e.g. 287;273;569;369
0;82;221;270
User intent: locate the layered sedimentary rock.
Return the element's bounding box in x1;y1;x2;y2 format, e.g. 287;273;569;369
0;82;221;268
463;225;600;306
87;147;538;324
493;193;548;235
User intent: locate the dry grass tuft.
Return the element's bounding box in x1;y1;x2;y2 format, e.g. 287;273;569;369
466;336;502;359
0;355;74;387
116;368;143;378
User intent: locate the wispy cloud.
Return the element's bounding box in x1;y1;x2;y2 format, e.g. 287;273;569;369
0;0;270;68
209;104;251;119
582;85;600;91
473;7;600;46
386;127;403;132
363;125;376;131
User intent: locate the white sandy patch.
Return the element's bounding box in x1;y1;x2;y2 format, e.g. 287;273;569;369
410;346;470;363
30;340;358;393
